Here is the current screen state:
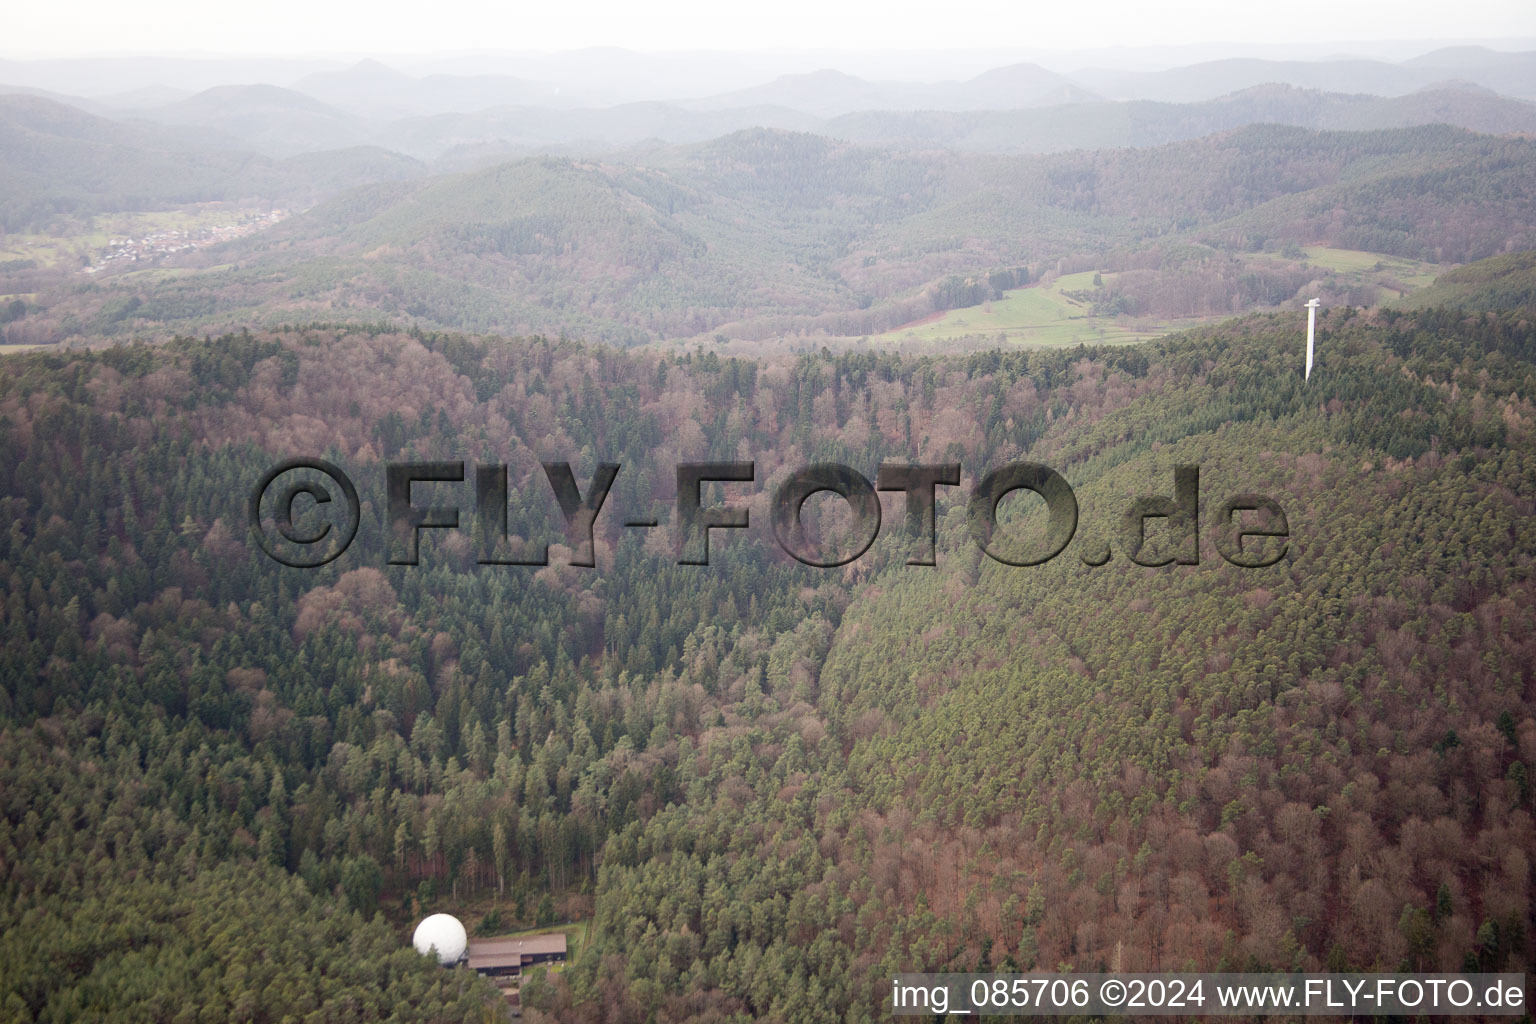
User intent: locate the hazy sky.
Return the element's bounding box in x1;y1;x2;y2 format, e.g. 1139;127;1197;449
9;0;1536;56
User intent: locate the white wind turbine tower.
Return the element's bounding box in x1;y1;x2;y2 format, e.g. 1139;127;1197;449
1304;298;1320;380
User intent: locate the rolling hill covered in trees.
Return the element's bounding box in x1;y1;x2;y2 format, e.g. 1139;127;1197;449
5;122;1534;347
2;254;1534;1019
0;94;425;233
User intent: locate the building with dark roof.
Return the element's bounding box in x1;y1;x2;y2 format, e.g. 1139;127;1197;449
464;933;568;978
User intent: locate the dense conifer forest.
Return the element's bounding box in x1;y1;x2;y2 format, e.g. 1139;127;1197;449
2;254;1534;1018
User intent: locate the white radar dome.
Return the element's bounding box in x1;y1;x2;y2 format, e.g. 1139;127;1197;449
412;914;467;965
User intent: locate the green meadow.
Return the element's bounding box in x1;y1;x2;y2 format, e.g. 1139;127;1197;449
876;248;1443;349
1266;245;1442;294
876;270;1201;348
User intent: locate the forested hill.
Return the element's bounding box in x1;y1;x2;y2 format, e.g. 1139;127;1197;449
0;94;425;232
1401;249;1536;312
2;275;1534;1018
9;123;1534;346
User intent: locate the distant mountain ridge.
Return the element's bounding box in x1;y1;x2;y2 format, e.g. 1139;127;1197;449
1074;48;1536;102
0;93;424;230
4;45;1533;164
293;59;584;119
826;83;1536;153
28;78;1528;166
687;63;1100;117
134;83;370;156
6;68;1533;230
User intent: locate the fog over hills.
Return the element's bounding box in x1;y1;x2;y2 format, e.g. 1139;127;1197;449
2;40;1534;348
3;43;1534;114
1074;57;1428;102
1081;49;1536;102
685;63;1099;118
33;83;1536;166
0;93;425;229
825;83;1536;154
5;43;1531;165
133;84;373;156
293;59;583;119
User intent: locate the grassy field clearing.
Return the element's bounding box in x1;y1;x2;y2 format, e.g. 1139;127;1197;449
1265;245;1443;293
877;249;1444;348
877;270;1203;348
